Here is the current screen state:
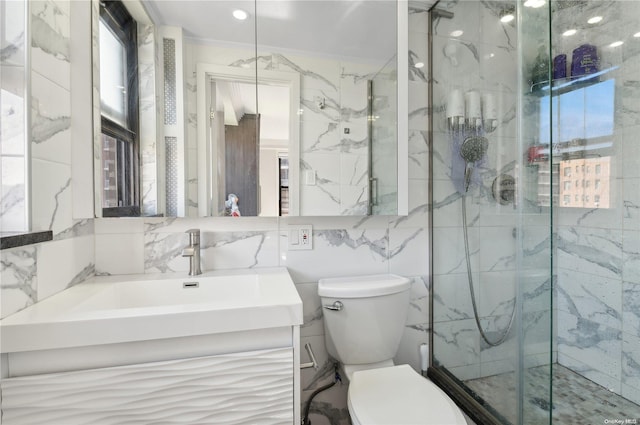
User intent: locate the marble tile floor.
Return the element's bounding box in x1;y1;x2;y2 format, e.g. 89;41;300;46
465;364;640;424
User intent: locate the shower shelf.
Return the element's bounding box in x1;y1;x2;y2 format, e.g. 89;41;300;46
528;65;618;97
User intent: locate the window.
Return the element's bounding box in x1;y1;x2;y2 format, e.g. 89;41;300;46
99;1;139;216
595;164;601;174
595;179;601;190
595;195;600;203
585;180;590;188
564;181;571;191
564;167;571;177
563;195;570;205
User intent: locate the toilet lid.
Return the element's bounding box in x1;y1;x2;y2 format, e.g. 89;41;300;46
348;365;467;425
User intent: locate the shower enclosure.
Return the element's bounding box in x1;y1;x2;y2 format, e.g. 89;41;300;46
428;0;640;423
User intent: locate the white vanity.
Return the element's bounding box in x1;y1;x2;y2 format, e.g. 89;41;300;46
0;267;303;425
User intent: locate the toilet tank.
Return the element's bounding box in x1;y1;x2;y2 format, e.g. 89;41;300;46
318;274;411;365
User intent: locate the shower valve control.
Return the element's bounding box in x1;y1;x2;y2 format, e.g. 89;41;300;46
493;174;516;205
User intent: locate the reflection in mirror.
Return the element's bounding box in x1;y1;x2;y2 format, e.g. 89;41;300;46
95;0;403;217
256;0;399;216
98;0;140;217
195;64;298;217
1;0;29;232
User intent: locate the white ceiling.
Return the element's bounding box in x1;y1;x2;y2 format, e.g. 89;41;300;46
140;0;397;144
142;0;396;61
214;81;290;141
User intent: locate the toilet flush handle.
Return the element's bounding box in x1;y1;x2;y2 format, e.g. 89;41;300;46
323;301;344;311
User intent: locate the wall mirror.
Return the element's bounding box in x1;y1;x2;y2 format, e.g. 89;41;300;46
94;0;407;217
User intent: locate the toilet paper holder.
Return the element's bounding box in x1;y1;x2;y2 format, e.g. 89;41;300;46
301;343;319;370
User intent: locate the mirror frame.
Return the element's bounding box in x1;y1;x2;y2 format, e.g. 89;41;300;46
196;64;301;216
397;0;408;216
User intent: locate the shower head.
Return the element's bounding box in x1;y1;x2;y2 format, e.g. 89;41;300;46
460;136;489;193
460;136;489;164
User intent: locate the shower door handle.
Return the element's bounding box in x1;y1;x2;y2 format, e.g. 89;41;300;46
323;301;344;311
370;177;378;207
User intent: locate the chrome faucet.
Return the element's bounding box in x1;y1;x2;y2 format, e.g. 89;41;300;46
182;229;202;276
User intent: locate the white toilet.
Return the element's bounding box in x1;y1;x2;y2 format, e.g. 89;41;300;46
318;274;467;425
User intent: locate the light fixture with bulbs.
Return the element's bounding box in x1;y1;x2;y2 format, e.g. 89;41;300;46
634;32;640;38
414;62;425;69
450;30;464;37
500;14;515;23
524;0;545;8
562;29;577;36
232;9;248;20
610;40;624;47
587;16;603;24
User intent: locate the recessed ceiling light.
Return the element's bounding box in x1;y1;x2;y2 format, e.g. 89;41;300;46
524;0;545;8
414;62;425;69
562;29;577;36
233;9;248;20
500;14;515;23
587;16;603;24
634;32;640;38
450;30;464;37
610;40;624;47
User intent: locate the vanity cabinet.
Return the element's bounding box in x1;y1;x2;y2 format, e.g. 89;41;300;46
0;268;303;424
2;347;293;425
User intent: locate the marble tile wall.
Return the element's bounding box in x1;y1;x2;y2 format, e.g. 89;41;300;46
139;24;159;217
551;0;640;406
1;0;96;319
30;0;72;235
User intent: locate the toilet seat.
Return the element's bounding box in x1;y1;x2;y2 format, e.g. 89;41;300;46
347;365;467;425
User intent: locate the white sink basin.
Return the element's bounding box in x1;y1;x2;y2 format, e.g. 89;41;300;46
1;267;302;353
71;274;261;312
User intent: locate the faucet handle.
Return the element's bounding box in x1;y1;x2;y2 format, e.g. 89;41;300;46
185;228;200;244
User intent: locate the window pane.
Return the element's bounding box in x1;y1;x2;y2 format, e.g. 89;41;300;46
99;20;127;126
102;134;119;207
102;133;137;208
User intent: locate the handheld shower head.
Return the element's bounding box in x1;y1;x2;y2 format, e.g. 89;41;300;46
460;136;489;193
460;136;489;164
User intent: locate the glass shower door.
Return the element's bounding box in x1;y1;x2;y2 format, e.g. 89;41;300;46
429;0;553;423
549;0;640;422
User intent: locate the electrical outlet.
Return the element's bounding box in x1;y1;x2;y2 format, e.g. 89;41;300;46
288;225;313;250
301;228;310;246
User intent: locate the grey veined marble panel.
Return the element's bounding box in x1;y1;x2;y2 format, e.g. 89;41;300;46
1;246;37;319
